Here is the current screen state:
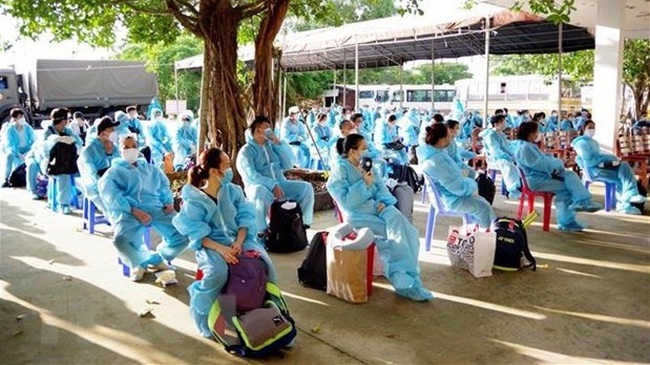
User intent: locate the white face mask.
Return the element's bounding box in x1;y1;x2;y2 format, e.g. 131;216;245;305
17;118;26;125
349;128;359;135
122;148;140;163
535;133;543;142
585;129;596;138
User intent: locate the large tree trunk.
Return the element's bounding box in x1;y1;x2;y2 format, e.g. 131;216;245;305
197;3;247;165
253;0;290;121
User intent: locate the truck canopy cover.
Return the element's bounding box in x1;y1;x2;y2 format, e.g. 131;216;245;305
32;59;157;109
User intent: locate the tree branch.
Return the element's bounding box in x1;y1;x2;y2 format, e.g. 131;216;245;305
241;0;268;18
110;0;171;15
175;0;200;16
166;0;200;34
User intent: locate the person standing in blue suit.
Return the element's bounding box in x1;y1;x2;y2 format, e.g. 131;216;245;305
281;106;311;168
418;123;496;229
571;120;646;214
374;114;408;164
98;136;188;281
173;148;277;338
237;116;314;239
2;108;35;187
327;134;432;302
479;115;522;198
173;111;198;170
77;116;120;212
145;108;173;167
125;105;146;148
43;108;83;214
503;108;516;129
512;122;601;231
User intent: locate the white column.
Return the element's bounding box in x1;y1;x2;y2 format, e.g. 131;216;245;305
592;0;625;152
483;16;490;128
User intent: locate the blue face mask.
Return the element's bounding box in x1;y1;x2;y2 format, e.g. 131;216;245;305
222;168;233;185
263;129;273;139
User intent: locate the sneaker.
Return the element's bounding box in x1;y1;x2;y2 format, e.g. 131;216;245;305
61;205;71;215
32;193;43;200
570;200;602;213
149;261;170;272
1;180;10;188
558;221;585;232
629;194;647;204
130;266;146;282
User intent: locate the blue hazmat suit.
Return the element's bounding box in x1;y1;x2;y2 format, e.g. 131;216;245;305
173;121;197;170
24;120;51;197
445;139;477;179
236;131;314;233
43;125;83;208
546;116;559;132
77;136;119;211
280;117;311;168
418;144;496;228
479;128;521;196
374;120;408;164
126;117;146;147
398;109;420;147
573;115;586;131
327;157;432;302
2;121;36;180
451;98;465;122
505;114;516;129
512;139;593;228
98;158;189;268
173;183;277;338
559;119;573;132
571;135;646;213
145;109;173;166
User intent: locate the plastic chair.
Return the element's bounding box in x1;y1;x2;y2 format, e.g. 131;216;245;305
487;168;509;196
516;168;555;231
581;166;616;212
82;197;111;234
310;157;325;171
118;227;153;278
422;173;472;252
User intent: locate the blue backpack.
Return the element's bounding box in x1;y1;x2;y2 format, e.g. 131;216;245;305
491;217;536;271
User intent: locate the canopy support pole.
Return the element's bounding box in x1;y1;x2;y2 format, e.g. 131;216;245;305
282;73;287;117
343;50;347;108
355;38;359;111
557;22;563;116
431;38;435;113
483;16;491;128
332;69;337;106
399;63;404;110
174;67;179;116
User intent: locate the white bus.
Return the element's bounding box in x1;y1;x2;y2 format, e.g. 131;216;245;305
356;84;391;107
388;84;457;113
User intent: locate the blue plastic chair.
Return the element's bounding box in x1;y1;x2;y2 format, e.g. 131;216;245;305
581;166;616;212
487;168;509;196
82;197;110;234
422;173;472;252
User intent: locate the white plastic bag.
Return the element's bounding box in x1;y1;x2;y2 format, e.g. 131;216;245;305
446;226;496;278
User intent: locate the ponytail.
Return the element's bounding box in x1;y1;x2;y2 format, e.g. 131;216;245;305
336;138;345;156
188;165;209;188
188;147;225;187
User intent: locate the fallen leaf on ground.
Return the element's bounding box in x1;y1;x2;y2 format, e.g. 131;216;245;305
145;299;160;305
139;308;154;318
16;314;26;321
11;329;23;337
62;275;72;281
48;259;55;265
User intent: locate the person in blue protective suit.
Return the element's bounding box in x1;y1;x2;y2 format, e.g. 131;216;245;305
418;123;497;229
331;119;387;178
310;112;333;169
125;105;146;148
236;115;314;238
399;108;421;163
559;112;574;132
470;110;483;128
418;113;445;146
281;106;311;168
98;136;188;281
77;116;120;212
68;111;90;143
572;111;586;131
374;114;408;164
546;110;559;132
512;122;602;231
145;108;173;167
24;137;47;199
445;120;476;179
173;111;198;170
571;120;646;214
307;106;319;128
327;134;432;302
503;108;516;129
43;108;83;214
2;108;36;187
479;114;522;198
172;148;278;338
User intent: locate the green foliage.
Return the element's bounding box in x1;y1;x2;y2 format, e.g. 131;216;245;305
622;39;650;90
492;51;594;86
117;34;203;112
462;0;576;24
292;0;396;31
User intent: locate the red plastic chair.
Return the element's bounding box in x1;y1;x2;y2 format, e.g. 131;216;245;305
516;168;555;231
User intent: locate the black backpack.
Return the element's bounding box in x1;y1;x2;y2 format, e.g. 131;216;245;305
47;142;79;176
297;231;328;291
475;172;496;205
388;164;423;193
266;199;308;253
8;163;27;187
491;217;536;271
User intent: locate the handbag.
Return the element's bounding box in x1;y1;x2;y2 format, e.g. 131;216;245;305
446;226;496;278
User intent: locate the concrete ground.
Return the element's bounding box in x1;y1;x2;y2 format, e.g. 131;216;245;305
1;182;649;364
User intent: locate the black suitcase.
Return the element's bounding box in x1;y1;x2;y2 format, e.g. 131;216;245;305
266;199;308;253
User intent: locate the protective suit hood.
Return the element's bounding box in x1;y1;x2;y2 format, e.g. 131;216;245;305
416;144;440;161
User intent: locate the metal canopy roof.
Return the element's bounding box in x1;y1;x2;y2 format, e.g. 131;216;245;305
175;3;595;72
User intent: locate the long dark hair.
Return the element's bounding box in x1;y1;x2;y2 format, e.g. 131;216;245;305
188;148;224;188
424;123;448;146
336;134;365;157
